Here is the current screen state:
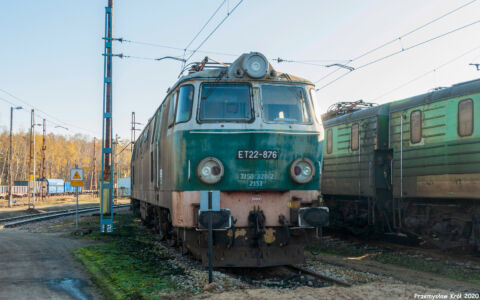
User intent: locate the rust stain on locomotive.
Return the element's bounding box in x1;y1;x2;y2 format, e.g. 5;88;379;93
171;190;320;227
263;228;276;244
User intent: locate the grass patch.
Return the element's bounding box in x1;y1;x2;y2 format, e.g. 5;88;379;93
375;252;480;285
73;214;189;299
311;241;480;285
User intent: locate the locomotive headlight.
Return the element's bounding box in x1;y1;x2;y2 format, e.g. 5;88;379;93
197;157;224;184
243;52;268;79
290;158;315;184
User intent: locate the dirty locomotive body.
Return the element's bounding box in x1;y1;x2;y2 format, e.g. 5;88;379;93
131;52;328;267
321;79;480;251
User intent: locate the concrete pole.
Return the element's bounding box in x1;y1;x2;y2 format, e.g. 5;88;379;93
131;112;135;154
28;110;33;208
8;107;13;208
32;111;36;207
91;137;97;192
41;119;46;202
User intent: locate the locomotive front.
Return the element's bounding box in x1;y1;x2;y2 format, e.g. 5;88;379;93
132;52;328;267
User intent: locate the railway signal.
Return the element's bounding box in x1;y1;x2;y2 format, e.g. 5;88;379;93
71;167;83;230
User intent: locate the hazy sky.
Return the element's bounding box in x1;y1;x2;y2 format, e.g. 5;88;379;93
1;0;479;140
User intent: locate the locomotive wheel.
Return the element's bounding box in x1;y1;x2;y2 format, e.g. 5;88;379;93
152;207;171;241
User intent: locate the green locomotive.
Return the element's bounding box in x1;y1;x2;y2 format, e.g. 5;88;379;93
131;52;328;267
321;79;480;250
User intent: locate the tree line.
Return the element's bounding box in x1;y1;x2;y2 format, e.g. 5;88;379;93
0;131;131;189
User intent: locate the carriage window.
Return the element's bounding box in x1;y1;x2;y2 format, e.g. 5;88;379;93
199;83;252;122
410;110;422;144
458;99;473;137
153;106;164;143
351;124;359;150
176;85;194;124
261;85;311;123
327;128;333;154
168;92;177;127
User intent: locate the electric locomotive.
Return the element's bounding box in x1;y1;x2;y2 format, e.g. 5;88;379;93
131;52;328;267
321;79;480;251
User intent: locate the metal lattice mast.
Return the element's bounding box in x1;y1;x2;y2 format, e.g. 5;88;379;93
100;0;114;232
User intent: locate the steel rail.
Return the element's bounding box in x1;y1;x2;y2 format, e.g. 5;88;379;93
286;265;352;287
0;206;100;223
0;204;130;228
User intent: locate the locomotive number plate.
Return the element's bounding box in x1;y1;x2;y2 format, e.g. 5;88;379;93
237;150;278;160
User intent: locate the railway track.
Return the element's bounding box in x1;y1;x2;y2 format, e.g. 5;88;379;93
0;204;130;228
285;264;352;287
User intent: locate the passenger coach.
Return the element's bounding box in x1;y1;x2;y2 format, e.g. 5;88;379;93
131;52;328;267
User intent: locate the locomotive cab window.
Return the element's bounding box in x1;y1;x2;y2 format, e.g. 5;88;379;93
327;128;333;154
199;83;252;122
351;124;359;150
261;85;311;123
176;85;194;124
458;99;473;137
410;110;422;144
168;92;178;128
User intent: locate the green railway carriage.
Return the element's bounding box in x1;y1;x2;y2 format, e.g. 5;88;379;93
131;52;328;267
321;79;480;250
389;79;480;200
322;103;391;230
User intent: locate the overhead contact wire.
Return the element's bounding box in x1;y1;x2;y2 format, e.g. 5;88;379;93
185;0;244;63
314;0;479;85
373;45;480;101
0;88;100;136
315;18;480;91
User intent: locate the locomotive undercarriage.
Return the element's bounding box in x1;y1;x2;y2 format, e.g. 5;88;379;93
131;199;322;267
325;196;480;252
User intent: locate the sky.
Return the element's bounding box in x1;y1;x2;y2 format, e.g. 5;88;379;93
0;0;479;140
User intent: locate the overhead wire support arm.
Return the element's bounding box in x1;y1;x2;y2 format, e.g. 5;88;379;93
325;63;355;71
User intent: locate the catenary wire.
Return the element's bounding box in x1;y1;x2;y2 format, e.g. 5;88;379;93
314;0;478;84
119;39;239;57
351;0;478;63
372;45;480;101
0;88;100;136
184;0;227;51
184;0;244;63
315;18;480;91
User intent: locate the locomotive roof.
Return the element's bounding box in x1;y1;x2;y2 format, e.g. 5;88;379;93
389;77;480;113
168;52;314;92
322;104;389;128
322;77;480;127
179;67;313;84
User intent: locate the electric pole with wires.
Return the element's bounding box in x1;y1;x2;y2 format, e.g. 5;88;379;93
100;0;115;232
41;118;46;202
91;137;97;194
28;109;35;209
131;112;141;153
